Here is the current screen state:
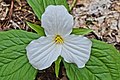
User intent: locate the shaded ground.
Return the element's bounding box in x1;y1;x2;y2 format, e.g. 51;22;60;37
0;0;120;80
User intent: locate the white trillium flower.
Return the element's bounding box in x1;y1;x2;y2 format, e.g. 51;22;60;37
26;5;92;70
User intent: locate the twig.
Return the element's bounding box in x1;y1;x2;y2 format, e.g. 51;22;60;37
9;0;14;19
117;13;120;29
70;0;77;11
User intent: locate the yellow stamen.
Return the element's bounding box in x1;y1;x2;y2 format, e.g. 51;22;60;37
55;35;64;44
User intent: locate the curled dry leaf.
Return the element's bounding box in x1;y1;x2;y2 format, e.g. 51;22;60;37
0;2;9;20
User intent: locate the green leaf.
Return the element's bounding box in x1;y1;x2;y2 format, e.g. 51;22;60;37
27;0;69;20
0;30;40;80
55;56;62;78
63;39;120;80
26;22;45;36
71;28;93;35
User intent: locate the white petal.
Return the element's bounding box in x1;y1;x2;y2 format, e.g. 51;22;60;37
61;35;92;68
26;36;62;70
41;5;73;36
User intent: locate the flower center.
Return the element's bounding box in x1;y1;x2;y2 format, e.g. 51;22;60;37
55;35;64;44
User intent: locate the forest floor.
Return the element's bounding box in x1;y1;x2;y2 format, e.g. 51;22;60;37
0;0;120;80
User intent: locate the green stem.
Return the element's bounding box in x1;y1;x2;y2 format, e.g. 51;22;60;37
70;0;77;11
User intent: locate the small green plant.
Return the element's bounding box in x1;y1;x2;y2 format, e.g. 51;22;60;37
0;0;120;80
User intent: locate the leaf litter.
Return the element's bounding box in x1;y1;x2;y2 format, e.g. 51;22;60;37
68;0;120;50
0;0;120;80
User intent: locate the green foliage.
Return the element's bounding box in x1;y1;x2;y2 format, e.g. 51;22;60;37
0;0;119;79
27;0;69;20
27;21;92;37
26;22;45;36
71;28;93;35
55;56;62;77
64;39;120;80
0;30;39;80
